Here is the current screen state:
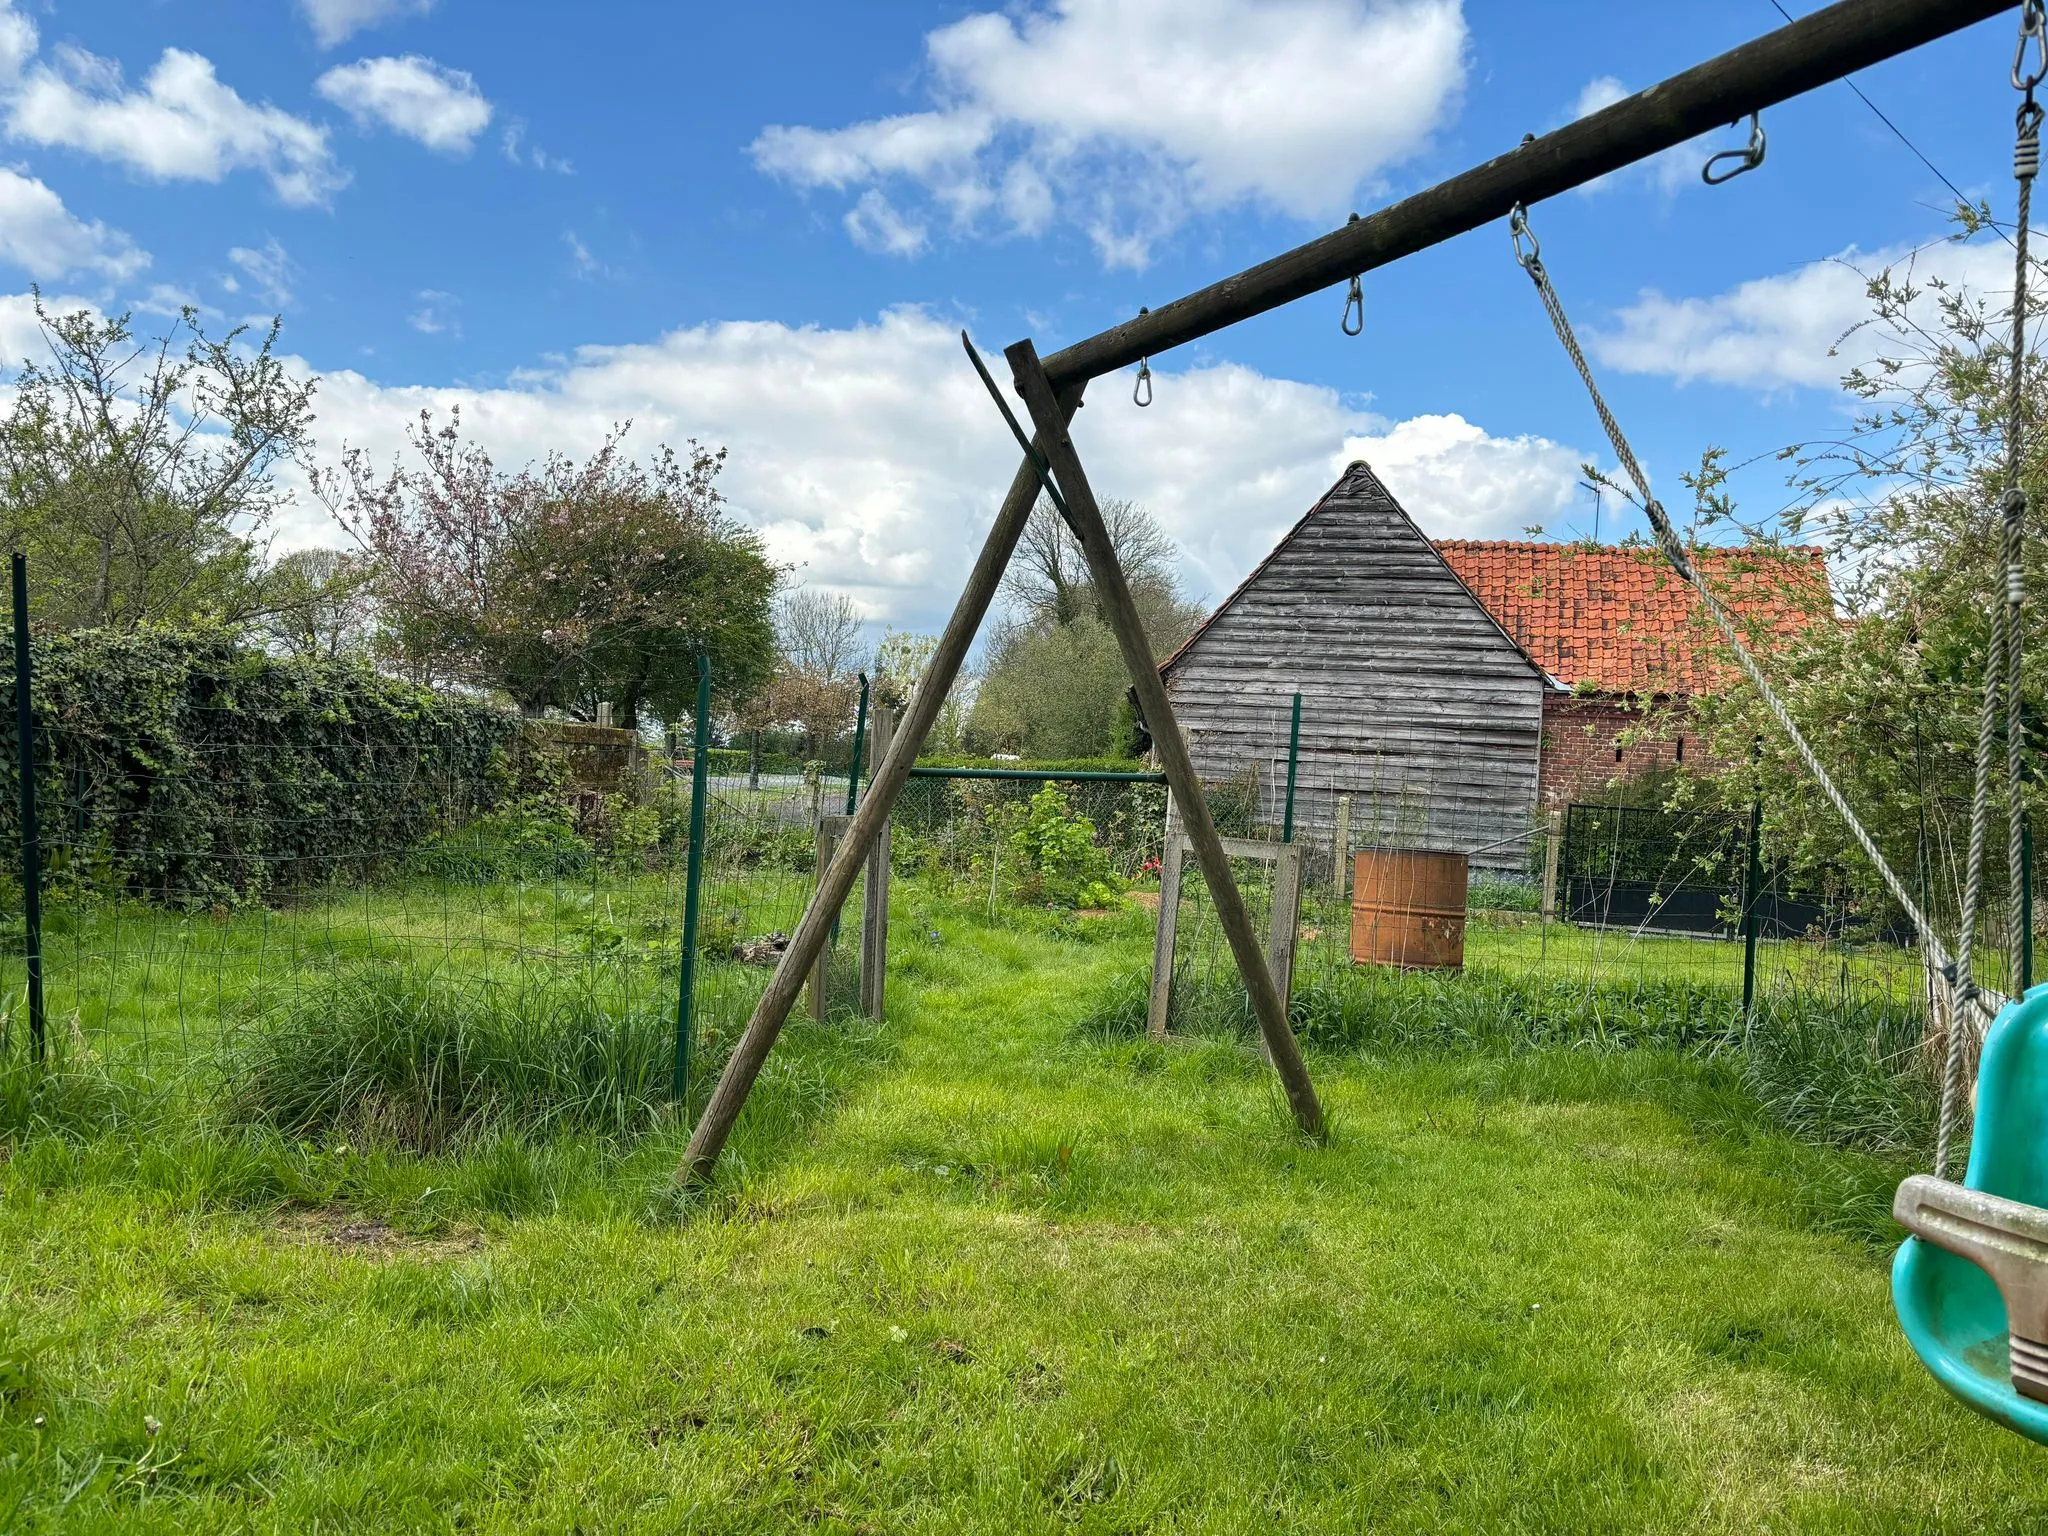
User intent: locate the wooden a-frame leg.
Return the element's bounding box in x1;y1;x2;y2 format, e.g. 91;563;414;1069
1005;338;1325;1139
674;383;1086;1187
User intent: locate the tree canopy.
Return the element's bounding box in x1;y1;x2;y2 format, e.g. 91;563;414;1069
967;497;1202;758
326;410;776;726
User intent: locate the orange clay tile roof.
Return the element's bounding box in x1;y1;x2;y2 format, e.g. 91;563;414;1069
1433;540;1832;697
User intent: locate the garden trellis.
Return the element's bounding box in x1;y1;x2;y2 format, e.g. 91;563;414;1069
680;0;2023;1189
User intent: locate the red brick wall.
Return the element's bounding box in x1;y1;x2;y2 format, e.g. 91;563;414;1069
1537;693;1712;809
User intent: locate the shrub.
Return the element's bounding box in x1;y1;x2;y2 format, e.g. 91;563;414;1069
227;963;675;1151
1006;785;1120;908
1;628;516;907
410;796;591;883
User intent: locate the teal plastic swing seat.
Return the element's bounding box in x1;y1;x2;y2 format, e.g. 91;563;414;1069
1894;982;2048;1445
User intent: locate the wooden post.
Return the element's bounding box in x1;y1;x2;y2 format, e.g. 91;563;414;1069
859;705;895;1020
1333;794;1352;897
1540;808;1564;923
1033;0;2006;392
675;385;1086;1186
1009;338;1324;1139
809;814;849;1023
1147;798;1184;1041
1268;842;1304;1005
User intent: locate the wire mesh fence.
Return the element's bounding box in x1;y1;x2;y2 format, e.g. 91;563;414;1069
0;617;868;1137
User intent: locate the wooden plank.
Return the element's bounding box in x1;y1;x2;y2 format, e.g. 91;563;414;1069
1037;0;2003;387
859;706;895;1020
1334;795;1352;897
1146;804;1184;1041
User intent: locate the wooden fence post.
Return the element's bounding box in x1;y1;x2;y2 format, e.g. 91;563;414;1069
809;813;852;1023
1260;841;1304;1066
1541;808;1564;923
1147;795;1184;1040
859;705;895;1020
1333;794;1352;897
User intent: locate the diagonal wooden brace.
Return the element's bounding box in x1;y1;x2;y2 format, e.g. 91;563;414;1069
674;382;1085;1186
1005;338;1325;1139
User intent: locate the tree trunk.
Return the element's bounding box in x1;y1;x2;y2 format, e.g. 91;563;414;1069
749;729;761;790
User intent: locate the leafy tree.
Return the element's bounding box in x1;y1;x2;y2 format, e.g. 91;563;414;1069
0;297;316;630
1675;227;2048;919
968;497;1203;757
326;410;776;726
257;547;378;660
768;586;867;757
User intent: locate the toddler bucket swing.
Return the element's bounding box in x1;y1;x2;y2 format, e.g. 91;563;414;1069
1510;0;2048;1444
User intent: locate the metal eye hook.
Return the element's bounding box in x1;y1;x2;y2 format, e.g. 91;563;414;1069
2019;0;2048;93
1340;212;1364;336
1133;305;1153;407
1508;203;1540;273
1702;112;1766;186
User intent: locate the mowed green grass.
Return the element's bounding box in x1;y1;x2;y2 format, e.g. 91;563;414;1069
2;898;2044;1531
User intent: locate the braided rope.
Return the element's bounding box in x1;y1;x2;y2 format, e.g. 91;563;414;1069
1937;101;2041;1175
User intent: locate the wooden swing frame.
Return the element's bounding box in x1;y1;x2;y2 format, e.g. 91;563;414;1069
677;0;2020;1185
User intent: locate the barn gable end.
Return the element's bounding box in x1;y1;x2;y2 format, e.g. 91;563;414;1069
1160;461;1549;870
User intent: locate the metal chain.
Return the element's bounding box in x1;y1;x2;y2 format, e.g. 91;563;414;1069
1506;201;1958;983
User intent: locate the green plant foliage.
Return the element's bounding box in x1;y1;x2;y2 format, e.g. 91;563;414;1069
2;628;517;907
1005;785;1122;909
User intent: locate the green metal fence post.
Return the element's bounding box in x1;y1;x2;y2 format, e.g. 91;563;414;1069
845;673;870;816
11;553;41;1062
1282;691;1301;844
1741;795;1762;1022
674;653;713;1104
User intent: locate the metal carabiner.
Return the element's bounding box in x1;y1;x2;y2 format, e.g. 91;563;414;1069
2017;0;2048;93
1340;213;1364;336
1132;305;1153;407
1508;203;1540;272
1702;112;1766;186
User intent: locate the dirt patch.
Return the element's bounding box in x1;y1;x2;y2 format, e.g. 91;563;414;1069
1127;891;1160;914
279;1206;484;1261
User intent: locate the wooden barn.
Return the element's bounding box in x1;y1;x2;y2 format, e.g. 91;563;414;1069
1155;460;1552;873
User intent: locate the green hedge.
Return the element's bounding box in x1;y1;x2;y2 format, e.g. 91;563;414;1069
1;628;518;907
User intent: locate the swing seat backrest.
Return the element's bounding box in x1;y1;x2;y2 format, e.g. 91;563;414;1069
1893;984;2048;1442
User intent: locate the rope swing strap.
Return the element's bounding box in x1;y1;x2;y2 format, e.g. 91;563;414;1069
1507;202;1957;978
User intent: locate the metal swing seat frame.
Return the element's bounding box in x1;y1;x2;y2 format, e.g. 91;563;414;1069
667;0;2048;1446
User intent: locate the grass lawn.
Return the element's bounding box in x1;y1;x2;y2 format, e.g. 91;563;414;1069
2;895;2043;1531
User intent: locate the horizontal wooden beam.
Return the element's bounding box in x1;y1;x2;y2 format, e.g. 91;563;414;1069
1037;0;2014;388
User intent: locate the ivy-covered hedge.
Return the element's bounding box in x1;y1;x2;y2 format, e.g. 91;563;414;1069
0;628;519;907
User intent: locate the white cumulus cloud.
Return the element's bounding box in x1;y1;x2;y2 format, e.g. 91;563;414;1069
298;0;437;49
270;307;1584;629
1591;237;2016;391
316;55;491;154
0;167;147;280
752;0;1467;269
6;42;341;204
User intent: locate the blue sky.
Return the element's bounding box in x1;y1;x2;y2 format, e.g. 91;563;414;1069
0;0;2025;633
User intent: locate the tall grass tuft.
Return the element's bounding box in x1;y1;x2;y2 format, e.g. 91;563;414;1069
228;963;675;1152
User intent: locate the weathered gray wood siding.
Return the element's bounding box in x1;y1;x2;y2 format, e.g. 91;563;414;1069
1162;462;1547;875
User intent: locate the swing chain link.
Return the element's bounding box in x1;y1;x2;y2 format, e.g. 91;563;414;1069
1701;112;1767;187
1133;305;1153;407
2017;0;2047;94
1341;212;1365;336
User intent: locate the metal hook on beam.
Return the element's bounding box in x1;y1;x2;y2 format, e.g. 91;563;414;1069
1702;112;1766;185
